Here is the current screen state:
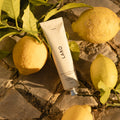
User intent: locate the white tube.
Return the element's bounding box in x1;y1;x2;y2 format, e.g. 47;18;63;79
40;17;79;93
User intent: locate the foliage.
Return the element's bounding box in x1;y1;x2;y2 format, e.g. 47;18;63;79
0;0;91;59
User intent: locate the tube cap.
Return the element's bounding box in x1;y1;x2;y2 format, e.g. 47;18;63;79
71;88;78;96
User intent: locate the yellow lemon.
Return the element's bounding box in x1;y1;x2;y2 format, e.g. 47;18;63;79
61;105;93;120
72;7;120;43
13;36;48;75
90;54;118;89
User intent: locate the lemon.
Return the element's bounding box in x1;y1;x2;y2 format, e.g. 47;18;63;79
13;36;48;75
72;7;120;43
90;54;118;90
61;105;93;120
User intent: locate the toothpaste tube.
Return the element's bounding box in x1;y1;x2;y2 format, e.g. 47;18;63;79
40;17;79;95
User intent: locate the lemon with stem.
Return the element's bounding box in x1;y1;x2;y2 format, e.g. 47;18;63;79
13;36;48;75
90;54;118;90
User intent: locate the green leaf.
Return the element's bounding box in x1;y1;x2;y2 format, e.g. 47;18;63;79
2;0;20;27
98;81;111;104
44;8;58;21
44;3;92;21
58;3;92;12
0;0;4;24
100;88;111;104
22;4;38;39
69;41;80;61
115;83;120;94
0;50;10;59
29;0;50;6
0;28;19;41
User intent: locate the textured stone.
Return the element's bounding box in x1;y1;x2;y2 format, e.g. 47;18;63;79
0;60;12;82
0;37;16;51
16;59;60;104
3;54;15;68
0;37;16;67
94;107;120;120
10;36;20;42
70;0;120;17
78;41;118;63
0;60;13;96
113;31;120;47
0;89;41;120
42;117;51;120
53;90;97;112
117;62;120;82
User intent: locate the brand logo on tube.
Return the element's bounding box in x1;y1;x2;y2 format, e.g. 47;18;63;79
58;46;65;59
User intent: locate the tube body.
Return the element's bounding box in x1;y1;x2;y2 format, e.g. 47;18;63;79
40;17;79;91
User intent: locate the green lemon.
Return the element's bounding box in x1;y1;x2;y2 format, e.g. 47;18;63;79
90;54;118;90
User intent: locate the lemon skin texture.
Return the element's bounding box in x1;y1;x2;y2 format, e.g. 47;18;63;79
13;36;48;75
72;7;120;43
90;54;118;90
61;105;93;120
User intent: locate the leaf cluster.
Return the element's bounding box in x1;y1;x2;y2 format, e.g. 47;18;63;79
0;0;91;59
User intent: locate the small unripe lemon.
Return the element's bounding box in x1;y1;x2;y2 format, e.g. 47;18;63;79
61;105;93;120
72;7;120;43
90;54;118;89
13;36;48;75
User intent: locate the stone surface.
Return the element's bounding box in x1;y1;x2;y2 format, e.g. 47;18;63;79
42;117;51;120
0;60;12;83
0;37;16;51
0;88;41;120
0;37;16;67
53;90;98;112
3;54;15;68
42;117;48;120
78;41;118;63
117;62;120;82
94;107;120;120
0;60;13;97
102;108;120;120
113;31;120;47
16;59;61;105
69;0;120;17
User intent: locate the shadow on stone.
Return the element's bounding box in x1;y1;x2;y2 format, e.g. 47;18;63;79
74;58;93;88
18;58;60;92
